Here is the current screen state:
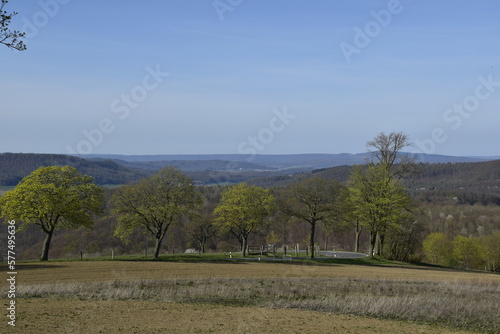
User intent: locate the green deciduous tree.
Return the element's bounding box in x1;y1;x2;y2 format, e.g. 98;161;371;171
348;164;412;257
337;188;363;253
348;132;416;258
0;166;104;260
112;167;202;258
280;178;344;258
452;235;483;270
1;0;26;51
422;233;454;266
480;231;500;272
213;183;275;257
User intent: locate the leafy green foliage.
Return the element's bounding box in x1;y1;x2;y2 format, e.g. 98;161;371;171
452;235;484;270
280;178;344;258
0;166;104;260
213;183;275;256
112;167;202;258
348;164;412;255
480;231;500;272
422;233;454;266
0;166;104;231
422;232;500;272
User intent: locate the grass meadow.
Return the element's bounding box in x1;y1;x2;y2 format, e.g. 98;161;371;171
1;256;499;333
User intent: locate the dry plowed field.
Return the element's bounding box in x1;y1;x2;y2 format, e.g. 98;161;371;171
1;261;498;333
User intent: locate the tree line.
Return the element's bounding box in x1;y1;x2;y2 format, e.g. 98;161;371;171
1;132;499;272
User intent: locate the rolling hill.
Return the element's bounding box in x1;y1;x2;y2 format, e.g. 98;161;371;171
1;152;499;199
0;153;151;186
76;153;490;169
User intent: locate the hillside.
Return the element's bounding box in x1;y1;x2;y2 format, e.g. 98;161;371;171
246;160;500;205
2;153;500;196
105;159;274;172
2;154;499;263
76;153;490;170
0;153;151;186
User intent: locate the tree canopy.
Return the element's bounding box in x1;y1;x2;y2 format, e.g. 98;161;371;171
112;167;202;258
0;166;104;260
348;163;412;257
213;183;275;256
280;178;344;258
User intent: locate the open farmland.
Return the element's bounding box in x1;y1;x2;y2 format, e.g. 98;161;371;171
1;260;499;333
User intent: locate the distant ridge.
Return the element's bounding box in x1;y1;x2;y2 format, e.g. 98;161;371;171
75;153;492;170
1;152;497;187
100;158;275;172
0;153;150;186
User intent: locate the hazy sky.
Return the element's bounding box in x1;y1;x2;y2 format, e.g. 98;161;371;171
2;0;499;156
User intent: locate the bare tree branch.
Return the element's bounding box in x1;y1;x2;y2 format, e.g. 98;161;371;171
1;0;26;51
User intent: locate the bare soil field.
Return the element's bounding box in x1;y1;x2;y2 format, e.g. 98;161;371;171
1;261;499;333
2;299;475;334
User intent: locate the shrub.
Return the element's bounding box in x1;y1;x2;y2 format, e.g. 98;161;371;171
422;233;454;266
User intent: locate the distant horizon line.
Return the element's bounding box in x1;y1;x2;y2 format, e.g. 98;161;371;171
2;151;500;159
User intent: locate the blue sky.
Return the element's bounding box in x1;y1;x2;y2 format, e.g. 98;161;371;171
1;0;499;156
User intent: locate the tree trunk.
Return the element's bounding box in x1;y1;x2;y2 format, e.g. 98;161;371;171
369;232;377;258
354;220;362;253
153;224;171;258
41;230;54;261
324;231;331;251
241;235;247;257
309;219;316;259
355;229;361;253
374;232;385;257
378;232;385;257
153;238;162;258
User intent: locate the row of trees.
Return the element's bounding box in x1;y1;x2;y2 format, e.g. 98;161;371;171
423;232;500;272
0;132;418;262
110;132;418;261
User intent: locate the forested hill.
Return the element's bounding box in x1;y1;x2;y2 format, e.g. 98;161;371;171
2;153;500;200
247;160;500;204
0;153;150;186
316;160;500;191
